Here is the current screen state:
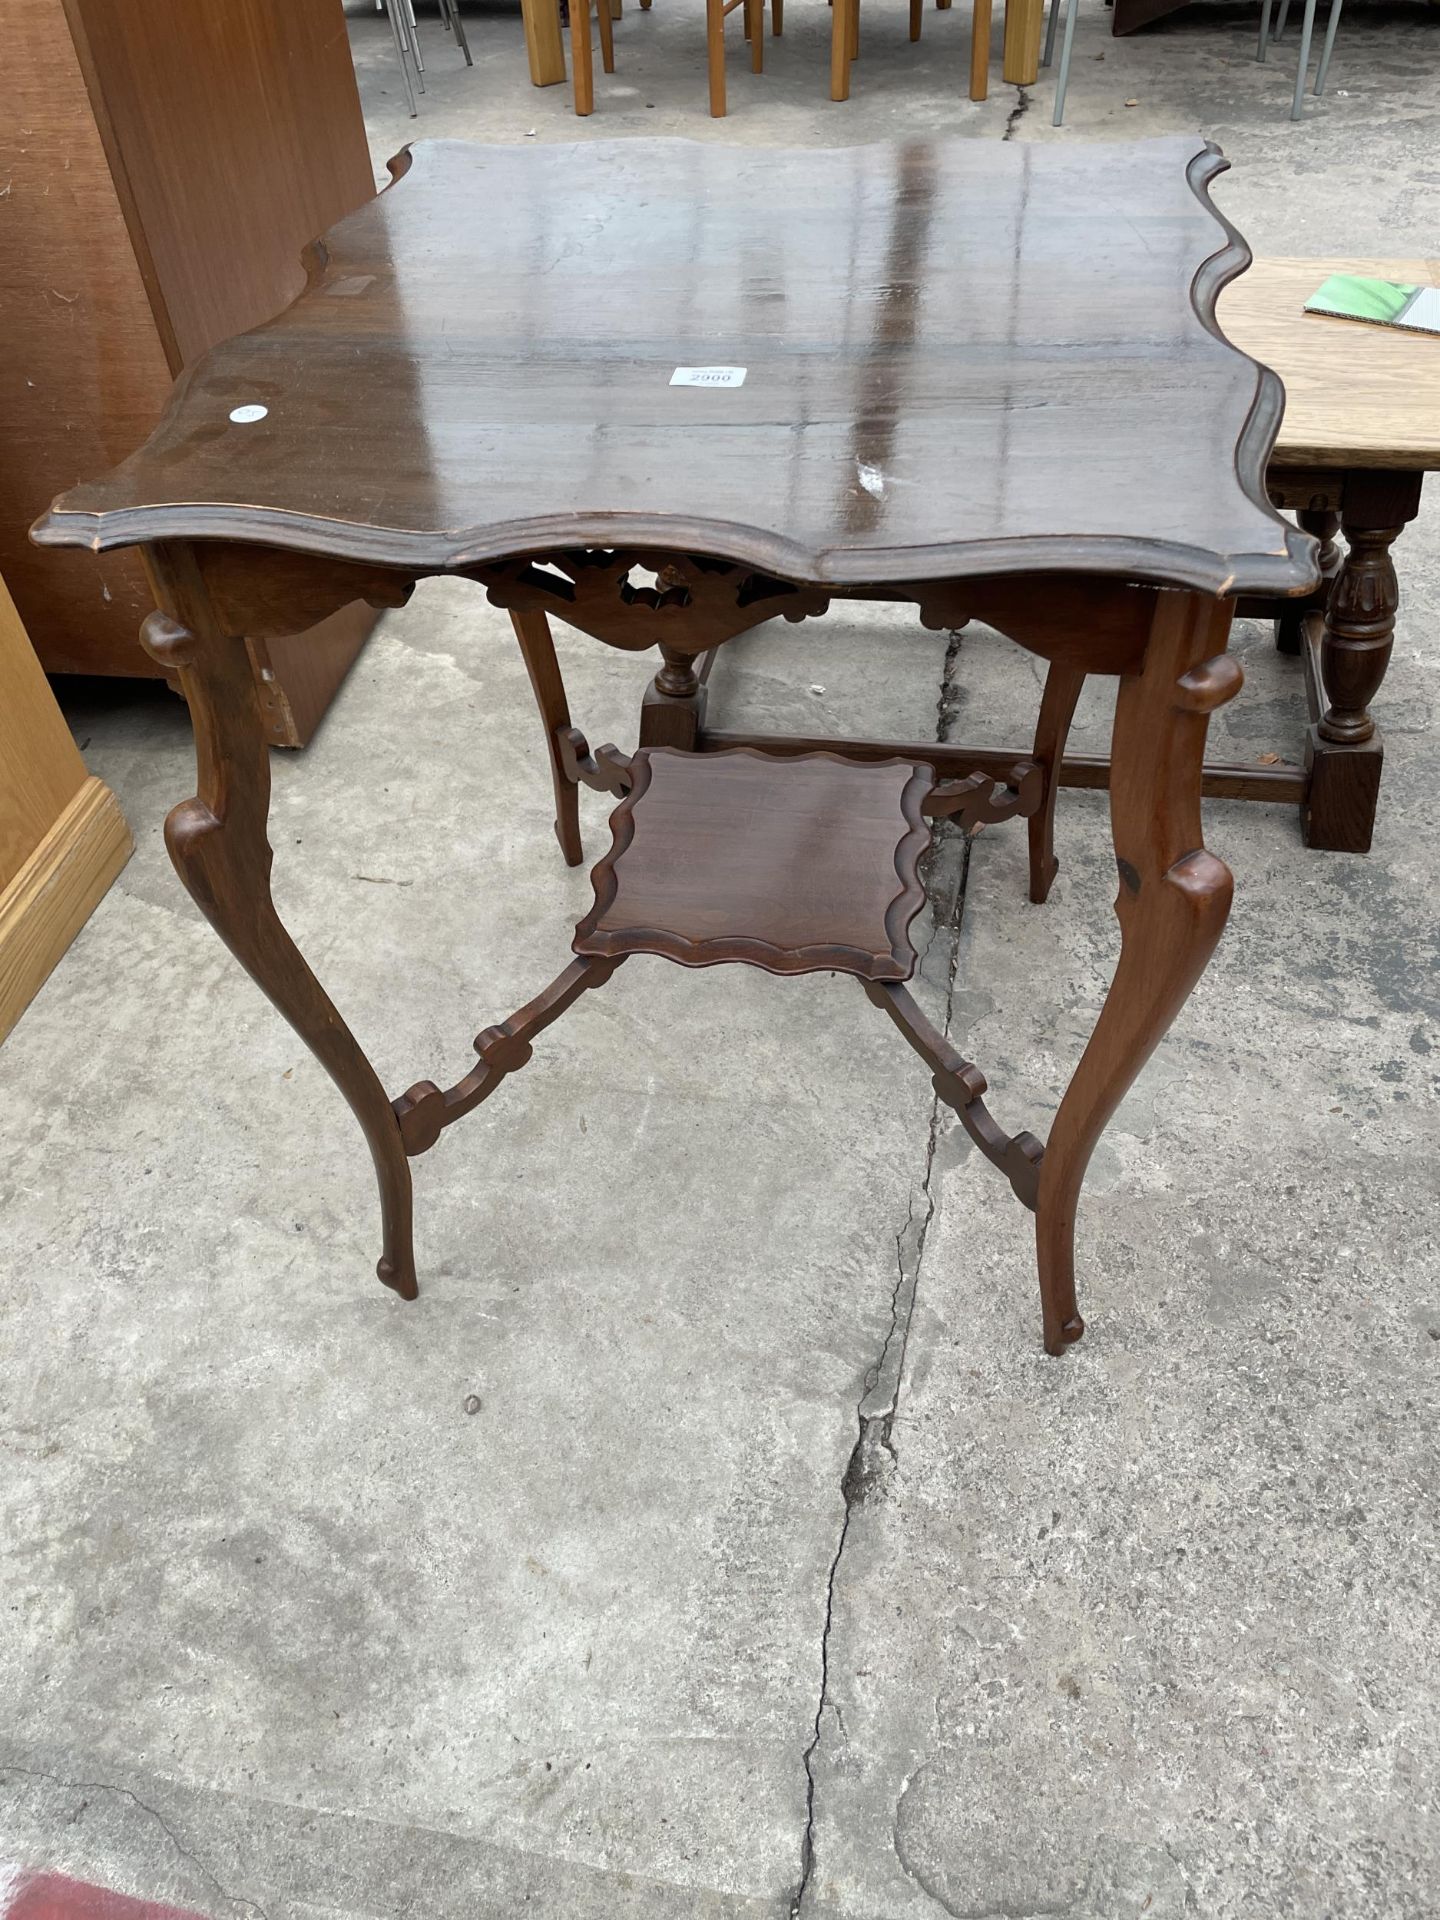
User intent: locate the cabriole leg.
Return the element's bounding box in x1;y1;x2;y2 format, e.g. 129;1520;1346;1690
1027;662;1084;905
511;608;584;866
142;544;418;1300
1035;591;1241;1355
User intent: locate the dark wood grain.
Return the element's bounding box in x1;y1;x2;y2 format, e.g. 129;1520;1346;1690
394;955;621;1156
574;749;934;980
510;608;585;866
139;545;417;1300
35;136;1313;602
698;730;1306;802
29;138;1319;1354
864;980;1045;1208
1034;592;1241;1353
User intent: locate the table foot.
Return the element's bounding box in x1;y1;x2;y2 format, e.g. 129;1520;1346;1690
1294;472;1420;850
1035;593;1241;1355
141;579;418;1303
1300;604;1383;853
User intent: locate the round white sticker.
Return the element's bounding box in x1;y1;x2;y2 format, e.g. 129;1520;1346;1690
229;404;268;424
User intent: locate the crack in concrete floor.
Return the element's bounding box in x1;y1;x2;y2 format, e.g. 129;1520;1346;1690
790;633;974;1917
0;1765;271;1920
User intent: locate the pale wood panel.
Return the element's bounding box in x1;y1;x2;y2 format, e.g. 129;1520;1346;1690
0;573;87;891
1222;258;1440;472
0;776;132;1045
0;570;132;1042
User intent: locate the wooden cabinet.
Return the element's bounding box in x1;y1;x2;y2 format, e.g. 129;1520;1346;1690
1;0;380;746
0;572;131;1043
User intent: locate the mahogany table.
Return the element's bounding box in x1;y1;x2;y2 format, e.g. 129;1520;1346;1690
33;136;1317;1352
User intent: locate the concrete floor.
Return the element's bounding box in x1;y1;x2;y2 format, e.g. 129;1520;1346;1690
3;3;1439;1916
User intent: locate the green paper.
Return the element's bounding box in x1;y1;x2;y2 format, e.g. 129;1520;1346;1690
1304;273;1440;336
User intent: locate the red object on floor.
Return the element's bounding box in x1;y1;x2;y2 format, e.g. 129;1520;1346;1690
5;1871;209;1920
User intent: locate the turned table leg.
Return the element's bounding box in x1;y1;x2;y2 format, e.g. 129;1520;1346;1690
1035;591;1241;1355
639;643;708;749
1303;470;1422;854
1275;505;1340;656
143;545;418;1300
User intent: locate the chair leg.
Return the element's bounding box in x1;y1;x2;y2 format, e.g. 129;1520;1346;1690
772;0;783;36
596;0;616;73
510;609;584;868
1275;0;1290;35
1256;0;1273;59
1042;0;1060;65
970;0;992;95
910;0;923;41
830;0;851;96
1027;664;1084;905
746;0;763;70
1313;0;1342;92
708;0;727;113
1051;0;1078;124
382;0;419;115
442;0;474;64
1291;0;1317;115
571;0;595;109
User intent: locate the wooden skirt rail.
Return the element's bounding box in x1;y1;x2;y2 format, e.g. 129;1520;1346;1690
700;730;1307;804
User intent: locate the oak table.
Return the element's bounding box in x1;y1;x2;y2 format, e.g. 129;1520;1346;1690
33;136;1316;1353
1221;257;1440;853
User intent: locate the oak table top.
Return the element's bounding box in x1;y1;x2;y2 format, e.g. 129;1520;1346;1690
35;134;1311;602
1220;256;1440;472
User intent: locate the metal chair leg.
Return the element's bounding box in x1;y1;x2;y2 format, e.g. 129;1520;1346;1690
1291;0;1317;117
1274;0;1290;35
1256;0;1273;60
1043;0;1061;67
382;0;419;114
401;0;427;81
439;0;473;61
1313;0;1343;92
1051;0;1078;124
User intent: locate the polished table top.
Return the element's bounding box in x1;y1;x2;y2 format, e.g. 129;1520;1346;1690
35;135;1313;599
1220;256;1440;472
